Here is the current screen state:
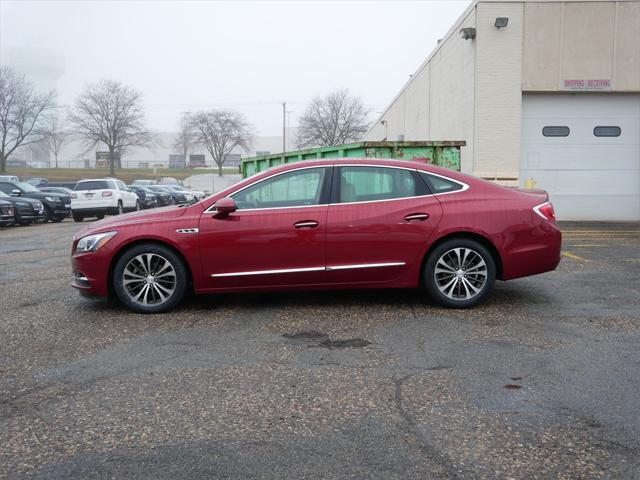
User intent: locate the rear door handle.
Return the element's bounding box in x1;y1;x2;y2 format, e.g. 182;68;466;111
404;213;429;222
294;220;319;229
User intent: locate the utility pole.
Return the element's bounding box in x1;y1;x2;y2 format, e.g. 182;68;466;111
282;102;286;153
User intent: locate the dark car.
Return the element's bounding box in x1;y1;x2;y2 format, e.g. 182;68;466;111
148;185;187;204
0;190;45;225
128;185;159;209
146;185;175;206
39;186;74;196
46;182;78;190
0;199;15;227
26;177;48;188
0;181;71;222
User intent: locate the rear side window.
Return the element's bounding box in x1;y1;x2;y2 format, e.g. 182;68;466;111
419;172;465;194
337;166;426;203
594;126;621;137
542;126;570;137
75;181;111;190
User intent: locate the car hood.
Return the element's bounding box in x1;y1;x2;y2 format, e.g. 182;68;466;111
73;205;188;240
26;191;66;200
7;196;42;207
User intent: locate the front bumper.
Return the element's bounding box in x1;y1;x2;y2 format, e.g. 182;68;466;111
71;250;112;297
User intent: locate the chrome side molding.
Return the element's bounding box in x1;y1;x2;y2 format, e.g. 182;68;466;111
210;262;405;278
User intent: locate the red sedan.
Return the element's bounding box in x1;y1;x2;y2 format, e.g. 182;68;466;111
70;159;561;313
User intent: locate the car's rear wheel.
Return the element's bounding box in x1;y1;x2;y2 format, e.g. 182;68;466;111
96;214;105;220
51;215;64;223
73;214;83;222
113;244;188;313
424;238;496;308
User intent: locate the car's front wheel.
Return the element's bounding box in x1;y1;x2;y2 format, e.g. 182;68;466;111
113;244;188;313
424;238;496;308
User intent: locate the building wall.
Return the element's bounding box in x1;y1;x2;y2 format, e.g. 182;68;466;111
366;0;640;181
364;6;477;173
473;2;524;179
523;1;640;92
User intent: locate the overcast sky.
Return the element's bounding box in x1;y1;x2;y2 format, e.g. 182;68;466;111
1;0;469;136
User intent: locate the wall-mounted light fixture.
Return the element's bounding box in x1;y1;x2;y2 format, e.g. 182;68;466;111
460;27;476;40
495;17;509;28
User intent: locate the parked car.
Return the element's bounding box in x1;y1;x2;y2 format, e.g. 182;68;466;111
132;180;155;187
142;185;174;206
0;175;20;183
166;185;195;203
0;191;45;225
128;185;159;209
157;177;181;186
38;186;74;196
46;182;78;190
170;185;206;201
26;177;48;187
70;158;562;313
0;199;15;227
71;178;140;222
148;185;188;204
0;181;70;223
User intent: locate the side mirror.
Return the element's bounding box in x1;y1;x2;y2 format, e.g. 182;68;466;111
213;197;237;218
11;189;21;196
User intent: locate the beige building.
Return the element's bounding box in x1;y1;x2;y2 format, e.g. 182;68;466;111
365;0;640;220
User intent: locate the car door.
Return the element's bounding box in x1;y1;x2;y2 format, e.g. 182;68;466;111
198;166;332;290
325;165;443;284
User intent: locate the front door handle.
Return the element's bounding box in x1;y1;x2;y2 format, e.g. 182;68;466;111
294;220;319;229
404;213;429;222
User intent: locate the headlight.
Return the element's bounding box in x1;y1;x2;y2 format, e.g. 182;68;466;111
44;196;58;202
75;231;118;253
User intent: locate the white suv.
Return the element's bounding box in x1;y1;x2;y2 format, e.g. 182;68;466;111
71;178;140;222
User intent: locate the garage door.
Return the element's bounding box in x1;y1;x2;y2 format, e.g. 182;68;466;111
520;93;640;221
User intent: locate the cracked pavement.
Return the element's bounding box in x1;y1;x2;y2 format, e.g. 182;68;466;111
1;219;639;478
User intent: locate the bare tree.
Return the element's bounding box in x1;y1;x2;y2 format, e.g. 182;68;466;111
0;66;56;173
68;79;152;176
296;89;370;149
41;113;69;168
190;110;253;176
173;113;198;167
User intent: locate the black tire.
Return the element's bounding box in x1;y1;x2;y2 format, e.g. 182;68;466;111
424;238;496;308
73;214;83;222
18;220;33;226
42;207;52;223
135;200;141;211
96;214;105;220
113;243;188;313
116;201;124;215
51;215;65;223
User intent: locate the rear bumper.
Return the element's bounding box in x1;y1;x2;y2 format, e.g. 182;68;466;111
502;223;562;280
72;207;119;216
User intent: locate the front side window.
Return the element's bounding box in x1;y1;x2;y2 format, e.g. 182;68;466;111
232;167;327;210
337;166;423;203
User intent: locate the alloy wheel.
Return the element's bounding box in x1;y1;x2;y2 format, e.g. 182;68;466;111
434;247;488;300
122;253;177;306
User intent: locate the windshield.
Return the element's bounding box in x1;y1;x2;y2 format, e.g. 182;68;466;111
16;182;38;192
149;186;169;192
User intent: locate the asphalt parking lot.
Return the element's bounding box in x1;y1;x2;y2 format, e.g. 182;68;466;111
1;220;639;479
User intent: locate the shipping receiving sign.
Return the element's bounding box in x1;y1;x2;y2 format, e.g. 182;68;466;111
561;79;612;90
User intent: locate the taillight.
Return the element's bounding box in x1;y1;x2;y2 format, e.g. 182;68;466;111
71;193;77;199
534;202;556;221
102;191;113;197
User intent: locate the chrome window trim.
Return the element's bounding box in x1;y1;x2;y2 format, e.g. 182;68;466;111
203;165;331;214
204;163;469;214
210;262;406;278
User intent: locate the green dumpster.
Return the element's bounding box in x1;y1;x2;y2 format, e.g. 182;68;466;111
240;141;466;178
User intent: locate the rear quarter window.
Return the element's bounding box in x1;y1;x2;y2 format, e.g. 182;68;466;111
419;172;465;194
